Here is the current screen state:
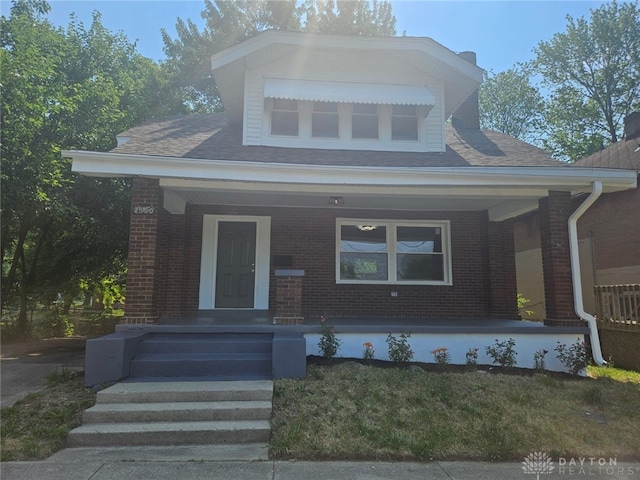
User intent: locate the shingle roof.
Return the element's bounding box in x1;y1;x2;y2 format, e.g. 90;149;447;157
572;135;640;171
112;113;562;168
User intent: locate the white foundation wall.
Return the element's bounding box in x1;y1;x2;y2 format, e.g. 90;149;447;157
304;332;587;374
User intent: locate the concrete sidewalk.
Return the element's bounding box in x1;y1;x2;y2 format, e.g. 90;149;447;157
3;459;640;480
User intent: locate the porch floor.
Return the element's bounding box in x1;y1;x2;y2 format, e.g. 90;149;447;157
143;315;588;335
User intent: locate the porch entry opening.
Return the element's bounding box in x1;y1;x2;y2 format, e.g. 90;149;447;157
215;222;256;308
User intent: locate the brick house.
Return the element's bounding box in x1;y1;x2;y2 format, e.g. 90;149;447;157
515;112;640;369
64;32;636;384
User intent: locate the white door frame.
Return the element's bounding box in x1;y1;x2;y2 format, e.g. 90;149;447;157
199;215;271;309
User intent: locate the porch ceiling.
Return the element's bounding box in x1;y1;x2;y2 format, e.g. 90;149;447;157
161;182;541;221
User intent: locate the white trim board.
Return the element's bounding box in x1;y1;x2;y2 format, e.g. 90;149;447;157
199;215;271;310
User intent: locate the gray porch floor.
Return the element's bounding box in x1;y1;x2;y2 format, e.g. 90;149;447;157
148;314;588;335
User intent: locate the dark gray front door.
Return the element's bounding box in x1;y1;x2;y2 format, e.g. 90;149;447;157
215;222;256;308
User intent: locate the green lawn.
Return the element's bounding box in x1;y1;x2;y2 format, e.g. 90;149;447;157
271;363;640;461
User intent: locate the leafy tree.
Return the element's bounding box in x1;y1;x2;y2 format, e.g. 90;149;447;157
534;0;640;161
161;0;396;112
1;0;181;337
303;0;396;35
478;66;545;143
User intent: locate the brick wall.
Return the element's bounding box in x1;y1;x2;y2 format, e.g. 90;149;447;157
124;178;162;324
539;191;579;326
167;205;520;319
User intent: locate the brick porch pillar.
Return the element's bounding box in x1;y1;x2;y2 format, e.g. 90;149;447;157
488;220;519;319
273;269;304;325
123;178;162;324
539;191;581;326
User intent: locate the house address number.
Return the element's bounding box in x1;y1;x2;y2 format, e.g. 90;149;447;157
133;206;156;215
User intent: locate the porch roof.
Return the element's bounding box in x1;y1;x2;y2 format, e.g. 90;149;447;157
64;114;637;221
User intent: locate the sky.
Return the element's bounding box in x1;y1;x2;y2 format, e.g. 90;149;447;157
1;0;610;73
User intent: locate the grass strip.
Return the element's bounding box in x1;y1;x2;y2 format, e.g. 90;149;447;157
1;369;96;461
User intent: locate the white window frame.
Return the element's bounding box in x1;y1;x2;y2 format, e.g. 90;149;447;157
335;218;452;286
264;99;427;151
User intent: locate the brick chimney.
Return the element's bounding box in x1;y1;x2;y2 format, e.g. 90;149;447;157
451;51;480;129
623;111;640;139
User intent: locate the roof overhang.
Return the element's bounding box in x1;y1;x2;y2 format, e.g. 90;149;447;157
210;31;483;124
65;150;637;221
264;78;436;106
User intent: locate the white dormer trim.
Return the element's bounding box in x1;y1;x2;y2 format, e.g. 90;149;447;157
264;78;436;106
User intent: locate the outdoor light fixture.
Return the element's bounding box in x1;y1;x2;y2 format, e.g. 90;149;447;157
328;196;344;205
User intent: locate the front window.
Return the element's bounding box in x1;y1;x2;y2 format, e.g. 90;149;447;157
337;219;450;284
271;99;299;136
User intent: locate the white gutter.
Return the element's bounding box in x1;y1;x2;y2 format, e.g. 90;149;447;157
568;181;606;365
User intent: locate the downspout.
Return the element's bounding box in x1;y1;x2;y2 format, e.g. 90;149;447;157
567;181;606;365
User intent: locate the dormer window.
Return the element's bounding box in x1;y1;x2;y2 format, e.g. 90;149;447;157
312;102;339;138
352;104;379;140
271;99;299;136
391;105;418;141
262;79;437;152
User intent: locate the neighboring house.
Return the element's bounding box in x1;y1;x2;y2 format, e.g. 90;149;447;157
515;112;640;369
63;31;637;384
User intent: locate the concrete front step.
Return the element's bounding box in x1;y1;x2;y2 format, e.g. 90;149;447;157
96;381;273;404
66;420;271;447
82;400;272;423
129;353;272;378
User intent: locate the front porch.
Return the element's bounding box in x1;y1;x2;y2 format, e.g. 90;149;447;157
83;316;588;387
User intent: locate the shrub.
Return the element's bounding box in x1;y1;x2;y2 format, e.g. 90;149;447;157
318;316;341;359
533;349;548;372
555;338;588;375
386;333;414;363
363;341;375;360
430;347;450;365
465;347;479;367
485;338;517;367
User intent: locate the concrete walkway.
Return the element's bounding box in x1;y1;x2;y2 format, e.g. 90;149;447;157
3;457;640;480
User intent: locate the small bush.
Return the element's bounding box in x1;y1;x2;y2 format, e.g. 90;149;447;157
533;349;548;372
386;333;414;363
555;338;588;375
430;347;450;365
465;348;479;367
318;316;341;359
485;338;517;367
362;342;375;360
